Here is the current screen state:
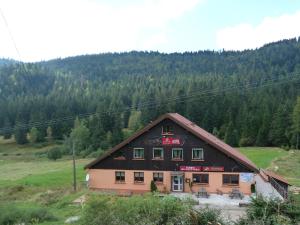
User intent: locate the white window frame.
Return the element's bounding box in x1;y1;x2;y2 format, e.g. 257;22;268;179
192;148;204;160
133;148;144;159
153;148;164;159
172;148;183;160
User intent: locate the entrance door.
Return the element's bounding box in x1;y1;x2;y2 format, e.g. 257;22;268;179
172;175;183;192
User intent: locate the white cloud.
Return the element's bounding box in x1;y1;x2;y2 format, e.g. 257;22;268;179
216;11;300;51
0;0;201;62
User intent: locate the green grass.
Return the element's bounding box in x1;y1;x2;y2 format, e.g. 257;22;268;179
238;147;288;168
239;147;300;186
270;150;300;187
0;137;90;224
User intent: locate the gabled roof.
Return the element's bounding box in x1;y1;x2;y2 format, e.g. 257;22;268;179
260;169;290;185
85;113;258;172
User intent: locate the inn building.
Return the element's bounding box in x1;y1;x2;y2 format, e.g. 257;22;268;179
85;113;259;195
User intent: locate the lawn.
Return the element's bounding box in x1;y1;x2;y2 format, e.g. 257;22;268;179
238;147;287;168
0;138;91;224
238;147;300;187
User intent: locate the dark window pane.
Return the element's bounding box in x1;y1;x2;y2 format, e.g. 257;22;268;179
134;172;144;182
223;174;239;185
192;174;209;184
153;172;163;182
115;171;125;182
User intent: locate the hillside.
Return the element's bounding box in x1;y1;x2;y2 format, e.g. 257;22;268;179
0;38;300;152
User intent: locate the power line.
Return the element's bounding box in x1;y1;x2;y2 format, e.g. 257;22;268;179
0;7;22;61
1;72;299;133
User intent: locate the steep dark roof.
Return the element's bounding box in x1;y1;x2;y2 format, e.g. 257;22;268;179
85;113;258;172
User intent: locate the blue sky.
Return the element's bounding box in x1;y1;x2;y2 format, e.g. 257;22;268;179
0;0;300;61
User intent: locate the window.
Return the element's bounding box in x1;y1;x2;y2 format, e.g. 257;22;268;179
115;171;125;182
133;148;144;159
172;148;183;160
192;174;209;184
153;172;163;182
192;148;204;160
153;148;164;159
162;125;173;135
223;174;239;185
134;172;144;183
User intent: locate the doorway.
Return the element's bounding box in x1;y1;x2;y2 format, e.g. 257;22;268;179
172;175;183;192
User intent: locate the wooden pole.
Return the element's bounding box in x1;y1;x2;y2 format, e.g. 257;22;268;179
297;133;299;150
72;141;77;192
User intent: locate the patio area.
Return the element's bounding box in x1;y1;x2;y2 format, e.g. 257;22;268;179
170;192;253;207
171;192;253;222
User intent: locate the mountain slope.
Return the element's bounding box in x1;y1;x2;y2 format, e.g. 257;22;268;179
0;38;300;150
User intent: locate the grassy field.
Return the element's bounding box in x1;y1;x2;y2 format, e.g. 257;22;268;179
238;147;300;186
0;137;90;224
238;147;287;168
0;137;299;224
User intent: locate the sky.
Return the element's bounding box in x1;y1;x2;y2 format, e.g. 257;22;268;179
0;0;300;62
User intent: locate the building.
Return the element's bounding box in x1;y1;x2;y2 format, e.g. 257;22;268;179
85;113;259;195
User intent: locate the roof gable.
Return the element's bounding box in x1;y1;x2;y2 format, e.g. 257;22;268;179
85;113;258;172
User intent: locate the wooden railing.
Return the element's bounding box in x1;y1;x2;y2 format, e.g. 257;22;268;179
269;177;288;199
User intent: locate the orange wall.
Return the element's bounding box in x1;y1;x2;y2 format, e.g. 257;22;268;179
88;169;252;195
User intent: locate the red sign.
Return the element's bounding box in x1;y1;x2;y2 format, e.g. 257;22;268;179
180;166;202;171
162;137;181;145
202;166;224;172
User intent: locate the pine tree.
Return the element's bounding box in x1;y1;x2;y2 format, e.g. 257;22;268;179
292;96;300;149
3;118;12;139
29;127;39;143
224;122;239;147
14;124;28;145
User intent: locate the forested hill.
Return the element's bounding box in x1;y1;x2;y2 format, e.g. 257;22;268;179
1;38;300;152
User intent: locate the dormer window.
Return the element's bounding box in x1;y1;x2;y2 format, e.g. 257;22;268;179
162;125;173;135
133;148;144;159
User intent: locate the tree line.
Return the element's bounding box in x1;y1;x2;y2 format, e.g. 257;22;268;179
1;38;300;154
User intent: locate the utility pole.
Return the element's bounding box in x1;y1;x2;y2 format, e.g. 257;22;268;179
72;140;77;192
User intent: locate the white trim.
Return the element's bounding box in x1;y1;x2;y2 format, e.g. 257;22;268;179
192;148;204;160
153;147;164;159
133;148;144;159
172;148;183;160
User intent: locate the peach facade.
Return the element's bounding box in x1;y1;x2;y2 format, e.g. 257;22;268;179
88;169;253;195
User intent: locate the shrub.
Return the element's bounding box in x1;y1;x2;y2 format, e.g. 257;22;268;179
80;194;192;225
47;147;62;161
189;207;225;225
150;180;157;192
239;137;254;147
0;204;56;225
235;195;300;225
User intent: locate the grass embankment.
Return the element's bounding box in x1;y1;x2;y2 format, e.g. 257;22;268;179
238;147;300;187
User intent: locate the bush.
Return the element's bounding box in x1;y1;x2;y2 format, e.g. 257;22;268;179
87;149;105;158
150;180;157;192
235;195;300;225
47;147;62;161
80;194;192;225
239;137;254;147
0;204;56;225
189;207;225;225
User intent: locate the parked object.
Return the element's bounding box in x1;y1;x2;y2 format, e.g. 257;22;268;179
196;187;210;198
229;188;244;199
